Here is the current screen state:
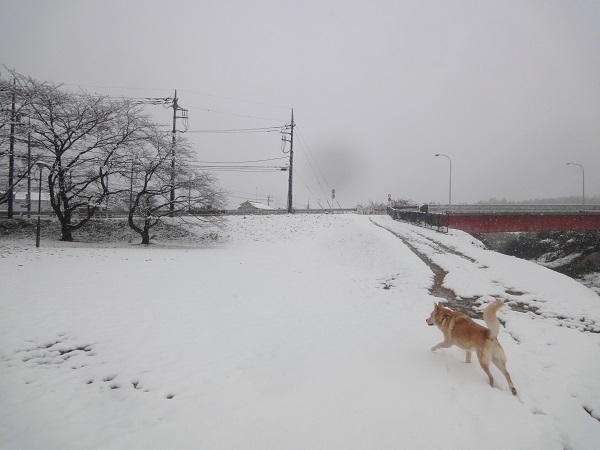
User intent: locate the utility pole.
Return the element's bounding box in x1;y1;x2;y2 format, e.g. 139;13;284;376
267;194;272;206
129;160;134;211
8;78;16;219
170;89;188;216
188;175;192;212
170;90;178;216
26;119;31;217
281;109;295;214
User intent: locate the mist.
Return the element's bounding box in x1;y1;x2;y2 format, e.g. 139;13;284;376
2;0;599;208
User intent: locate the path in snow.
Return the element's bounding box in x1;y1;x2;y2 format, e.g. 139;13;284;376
372;216;600;334
371;218;482;318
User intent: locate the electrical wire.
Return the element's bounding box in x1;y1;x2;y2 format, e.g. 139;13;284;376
194;165;286;169
196;157;287;164
186;126;288;134
296;127;343;209
178;89;290;110
200;168;285;173
180;104;285;122
293;168;326;212
61;83;173;93
58;83;289;111
12;80;286;123
295;127;331;208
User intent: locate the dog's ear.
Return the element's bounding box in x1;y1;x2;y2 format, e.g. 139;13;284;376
434;302;440;310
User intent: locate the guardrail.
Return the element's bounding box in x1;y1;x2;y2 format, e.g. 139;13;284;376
388;205;600;233
387;207;448;233
427;204;600;214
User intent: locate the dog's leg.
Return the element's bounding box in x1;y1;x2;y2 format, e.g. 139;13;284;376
431;340;452;352
492;349;517;396
466;351;472;363
476;349;495;388
432;318;455;352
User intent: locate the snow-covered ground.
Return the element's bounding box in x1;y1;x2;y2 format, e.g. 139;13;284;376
1;214;599;449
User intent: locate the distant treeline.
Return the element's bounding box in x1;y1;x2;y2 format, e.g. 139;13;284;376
475;196;599;205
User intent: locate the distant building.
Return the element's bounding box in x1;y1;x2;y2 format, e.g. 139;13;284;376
0;192;52;213
238;201;274;211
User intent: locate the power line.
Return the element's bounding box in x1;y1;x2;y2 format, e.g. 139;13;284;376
200;168;286;173
16;82;286;122
298;126;342;209
295;127;331;208
194;165;287;169
178;89;290;110
293;168;326;212
196;157;287;164
296;127;343;210
181;104;285;122
191;162;287;172
59;83;290;110
61;83;173;93
186;126;288;134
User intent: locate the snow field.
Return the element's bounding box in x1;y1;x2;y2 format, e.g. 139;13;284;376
1;214;599;449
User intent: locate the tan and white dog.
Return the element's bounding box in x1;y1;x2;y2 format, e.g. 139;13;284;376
426;301;517;395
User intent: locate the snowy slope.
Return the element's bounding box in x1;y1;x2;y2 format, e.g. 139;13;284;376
1;214;599;449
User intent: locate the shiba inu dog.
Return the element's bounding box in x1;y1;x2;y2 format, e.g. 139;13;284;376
426;301;517;395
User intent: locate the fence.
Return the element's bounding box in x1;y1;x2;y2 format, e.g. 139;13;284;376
427;204;600;214
387;207;448;233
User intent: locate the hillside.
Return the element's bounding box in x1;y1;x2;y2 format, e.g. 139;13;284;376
478;231;600;294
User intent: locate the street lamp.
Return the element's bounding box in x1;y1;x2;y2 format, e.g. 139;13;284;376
566;162;585;207
35;162;51;248
435;153;452;210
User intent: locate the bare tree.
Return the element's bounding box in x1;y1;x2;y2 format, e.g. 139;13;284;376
21;79;150;240
119;130;225;244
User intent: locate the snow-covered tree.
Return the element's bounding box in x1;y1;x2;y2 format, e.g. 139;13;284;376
118;129;225;244
21;78;150;241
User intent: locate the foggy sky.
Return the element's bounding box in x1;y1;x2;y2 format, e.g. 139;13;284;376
2;0;599;208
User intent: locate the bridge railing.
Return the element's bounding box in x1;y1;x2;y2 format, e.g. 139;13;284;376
427;204;600;214
387;207;448;233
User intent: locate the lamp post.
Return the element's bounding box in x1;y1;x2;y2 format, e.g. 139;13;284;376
35;162;51;248
566;162;585;206
435;153;452;210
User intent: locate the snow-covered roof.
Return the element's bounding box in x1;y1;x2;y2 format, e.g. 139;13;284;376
248;201;274;210
239;201;275;210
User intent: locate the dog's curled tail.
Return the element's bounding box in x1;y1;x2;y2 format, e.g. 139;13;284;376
483;301;506;338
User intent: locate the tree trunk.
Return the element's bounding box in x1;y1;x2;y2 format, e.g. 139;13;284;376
59;208;74;241
61;224;74;242
141;218;151;245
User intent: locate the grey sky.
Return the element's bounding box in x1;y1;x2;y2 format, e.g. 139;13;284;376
2;0;599;208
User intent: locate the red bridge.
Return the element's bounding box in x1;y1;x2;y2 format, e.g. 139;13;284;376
389;205;600;233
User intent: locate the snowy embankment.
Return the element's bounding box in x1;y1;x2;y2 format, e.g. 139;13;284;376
1;214;599;449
